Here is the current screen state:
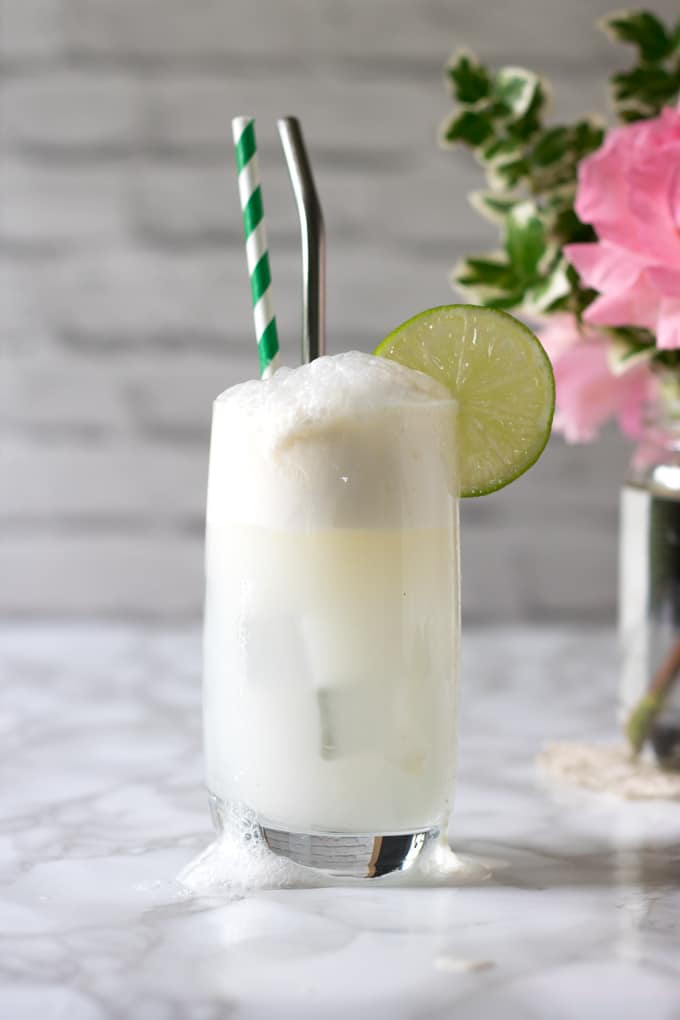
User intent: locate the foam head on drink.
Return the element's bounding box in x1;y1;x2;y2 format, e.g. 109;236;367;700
204;351;459;835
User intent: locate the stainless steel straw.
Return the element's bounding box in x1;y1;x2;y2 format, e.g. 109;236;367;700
277;117;326;363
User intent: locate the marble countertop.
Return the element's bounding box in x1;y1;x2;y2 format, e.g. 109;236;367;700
2;624;679;1020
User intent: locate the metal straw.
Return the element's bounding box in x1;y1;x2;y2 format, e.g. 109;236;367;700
277;117;326;363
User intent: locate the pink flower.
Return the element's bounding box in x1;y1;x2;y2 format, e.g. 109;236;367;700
564;104;680;349
539;315;650;443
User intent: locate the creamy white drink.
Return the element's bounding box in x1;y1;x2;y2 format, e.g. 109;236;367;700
203;352;459;846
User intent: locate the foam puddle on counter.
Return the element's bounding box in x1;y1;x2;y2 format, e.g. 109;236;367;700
538;741;680;800
177;805;493;899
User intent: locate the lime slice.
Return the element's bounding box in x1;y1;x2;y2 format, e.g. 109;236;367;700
375;304;555;497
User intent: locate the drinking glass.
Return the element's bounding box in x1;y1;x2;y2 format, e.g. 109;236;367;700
203;387;460;877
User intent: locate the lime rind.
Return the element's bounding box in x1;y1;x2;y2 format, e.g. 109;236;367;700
375;304;555;498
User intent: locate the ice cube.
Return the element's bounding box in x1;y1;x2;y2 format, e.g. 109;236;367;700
243;614;307;686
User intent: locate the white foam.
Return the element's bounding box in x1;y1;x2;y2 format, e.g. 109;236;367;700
207;353;457;530
177;804;492;898
538;741;680;800
214;351;452;448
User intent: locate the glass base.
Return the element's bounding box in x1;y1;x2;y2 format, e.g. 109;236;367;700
208;792;439;878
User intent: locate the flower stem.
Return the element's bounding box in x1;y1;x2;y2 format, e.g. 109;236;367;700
626;636;680;754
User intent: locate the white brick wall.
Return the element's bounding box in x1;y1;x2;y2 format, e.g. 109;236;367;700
1;534;201;615
0;73;141;153
3;0;674;620
0;0;64;59
1;160;127;245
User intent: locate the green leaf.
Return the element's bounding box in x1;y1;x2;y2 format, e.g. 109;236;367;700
480;137;523;163
504;202;546;280
608;331;656;375
493;67;541;117
507;80;548;141
447;50;491;103
524;261;573;314
571;118;606;158
612;65;680;106
657;348;680;370
530;126;570;167
551;207;597;245
456;256;515;287
616;104;654;121
527;118;605;195
484;291;528;310
469;191;521;223
602;10;673;62
611;325;656;345
452;252;528;307
440;109;495;148
487;157;530;190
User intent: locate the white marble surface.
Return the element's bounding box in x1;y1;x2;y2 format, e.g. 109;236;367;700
1;624;679;1020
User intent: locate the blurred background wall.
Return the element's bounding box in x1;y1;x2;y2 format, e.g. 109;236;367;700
3;0;675;622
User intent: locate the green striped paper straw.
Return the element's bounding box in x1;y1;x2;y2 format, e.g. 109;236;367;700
232;116;280;378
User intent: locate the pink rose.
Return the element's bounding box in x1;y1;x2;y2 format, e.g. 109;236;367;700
564;104;680;349
539;315;650;443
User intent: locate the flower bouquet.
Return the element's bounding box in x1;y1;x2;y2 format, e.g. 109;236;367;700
441;8;680;764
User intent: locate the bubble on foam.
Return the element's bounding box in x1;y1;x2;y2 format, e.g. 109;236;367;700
177;804;493;897
215;352;451;448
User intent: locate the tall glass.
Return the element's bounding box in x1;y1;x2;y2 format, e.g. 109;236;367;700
203;377;460;877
